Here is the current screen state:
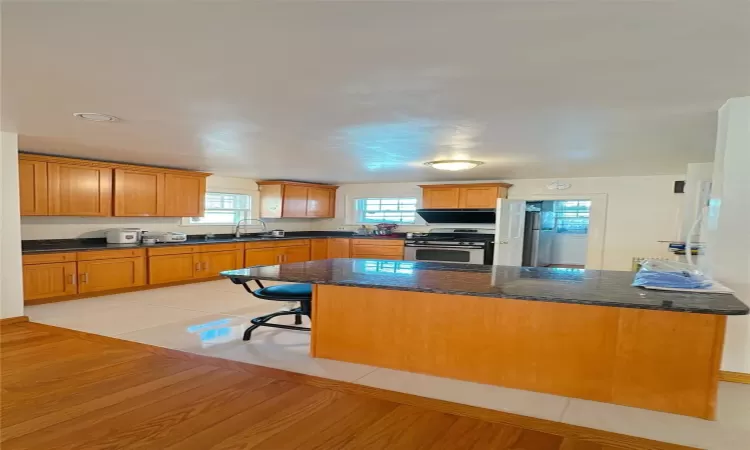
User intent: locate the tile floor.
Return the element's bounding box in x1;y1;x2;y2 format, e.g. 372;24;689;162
27;280;750;450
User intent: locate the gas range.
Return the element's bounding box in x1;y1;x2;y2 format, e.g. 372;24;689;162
404;228;494;265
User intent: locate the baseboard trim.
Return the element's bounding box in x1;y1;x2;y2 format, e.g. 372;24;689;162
0;316;30;325
720;370;750;384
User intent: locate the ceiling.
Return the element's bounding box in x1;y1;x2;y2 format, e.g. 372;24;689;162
2;1;749;183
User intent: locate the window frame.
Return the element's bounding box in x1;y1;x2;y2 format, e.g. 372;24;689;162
351;196;421;225
181;192;252;227
553;200;591;234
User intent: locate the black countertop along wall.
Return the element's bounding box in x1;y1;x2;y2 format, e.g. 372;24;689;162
21;231;406;254
221;259;749;316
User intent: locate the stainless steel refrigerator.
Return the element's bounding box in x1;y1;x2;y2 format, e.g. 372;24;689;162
522;211;541;266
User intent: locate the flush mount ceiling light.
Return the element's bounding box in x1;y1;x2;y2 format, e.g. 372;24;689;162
73;112;120;122
424;160;484;171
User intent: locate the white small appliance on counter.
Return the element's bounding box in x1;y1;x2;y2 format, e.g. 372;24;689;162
105;228;142;244
152;232;188;243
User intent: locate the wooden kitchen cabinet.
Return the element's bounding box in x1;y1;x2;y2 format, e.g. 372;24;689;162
244;248;280;266
281;184;309;218
306;187;334;217
163;173;206;217
420;183;513;209
114;168;165;216
48;163;112;216
350;239;404;260
148;253;196;284
328;238;351;258
280;245;310;263
19;159;48;216
77;256;146;293
194;249;244;278
310;239;329;260
22;262;77;301
257;181;338;219
421;187;460;209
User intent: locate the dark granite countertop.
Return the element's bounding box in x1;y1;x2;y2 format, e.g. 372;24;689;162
21;232;405;254
220;259;749;315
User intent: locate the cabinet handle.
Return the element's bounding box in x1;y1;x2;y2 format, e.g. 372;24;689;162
202;262;208;270
69;274;76;285
195;262;201;271
79;273;88;283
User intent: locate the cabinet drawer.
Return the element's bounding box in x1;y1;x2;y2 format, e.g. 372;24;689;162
22;252;77;265
351;253;404;261
278;239;310;247
351;239;403;247
244;239;310;249
77;249;146;261
147;246;196;256
351;246;404;258
196;243;243;253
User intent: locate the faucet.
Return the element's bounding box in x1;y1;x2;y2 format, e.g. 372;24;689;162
234;218;267;238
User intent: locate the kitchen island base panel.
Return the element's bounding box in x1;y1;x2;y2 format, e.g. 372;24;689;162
311;285;725;420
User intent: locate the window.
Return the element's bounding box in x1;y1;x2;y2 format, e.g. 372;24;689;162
188;193;251;225
354;197;418;224
553;200;591;234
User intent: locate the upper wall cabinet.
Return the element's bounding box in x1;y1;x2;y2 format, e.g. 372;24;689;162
18;153;210;217
114;169;165;217
19;159;48;215
419;183;513;209
48;162;112;216
258;181;338;219
163;173;206;217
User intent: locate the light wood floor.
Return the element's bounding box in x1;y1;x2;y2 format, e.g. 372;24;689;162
0;322;695;450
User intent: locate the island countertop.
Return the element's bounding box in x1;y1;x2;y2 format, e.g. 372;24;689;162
221;259;749;315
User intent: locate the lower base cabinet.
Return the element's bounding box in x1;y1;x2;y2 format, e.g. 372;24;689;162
77;257;146;293
149;253;196;284
22;262;77;301
194;250;244;278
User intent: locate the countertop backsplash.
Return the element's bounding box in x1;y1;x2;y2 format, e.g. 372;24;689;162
20;216;314;240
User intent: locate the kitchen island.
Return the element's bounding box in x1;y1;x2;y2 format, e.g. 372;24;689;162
221;259;748;420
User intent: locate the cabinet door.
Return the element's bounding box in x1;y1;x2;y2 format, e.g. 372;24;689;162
259;184;283;218
306;187;333;217
244;248;281;267
282;185;308;218
149;253;196;284
114;169;165;216
281;245;310;263
196;250;244;278
422;187;460;209
328;238;351;258
163;174;205;217
19;159;48;216
48;163;112;216
458;186;499;208
78;257;146;293
310;239;329;260
23;262;77;301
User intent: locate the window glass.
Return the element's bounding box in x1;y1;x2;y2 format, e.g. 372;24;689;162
189;193;251;225
355;197;418;224
553;200;591;234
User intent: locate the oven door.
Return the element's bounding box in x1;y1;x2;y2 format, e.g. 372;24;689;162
404;245;485;264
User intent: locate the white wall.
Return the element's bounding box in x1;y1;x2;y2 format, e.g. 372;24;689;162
316;175;684;271
20;175;315;240
703;97;750;374
1;132;25;319
550;233;588;265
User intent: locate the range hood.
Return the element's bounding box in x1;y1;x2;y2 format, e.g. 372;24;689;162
416;208;496;224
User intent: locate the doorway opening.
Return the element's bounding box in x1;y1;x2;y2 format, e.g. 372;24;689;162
522;200;591;269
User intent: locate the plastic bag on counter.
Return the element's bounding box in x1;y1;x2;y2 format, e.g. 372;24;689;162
632;260;713;290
